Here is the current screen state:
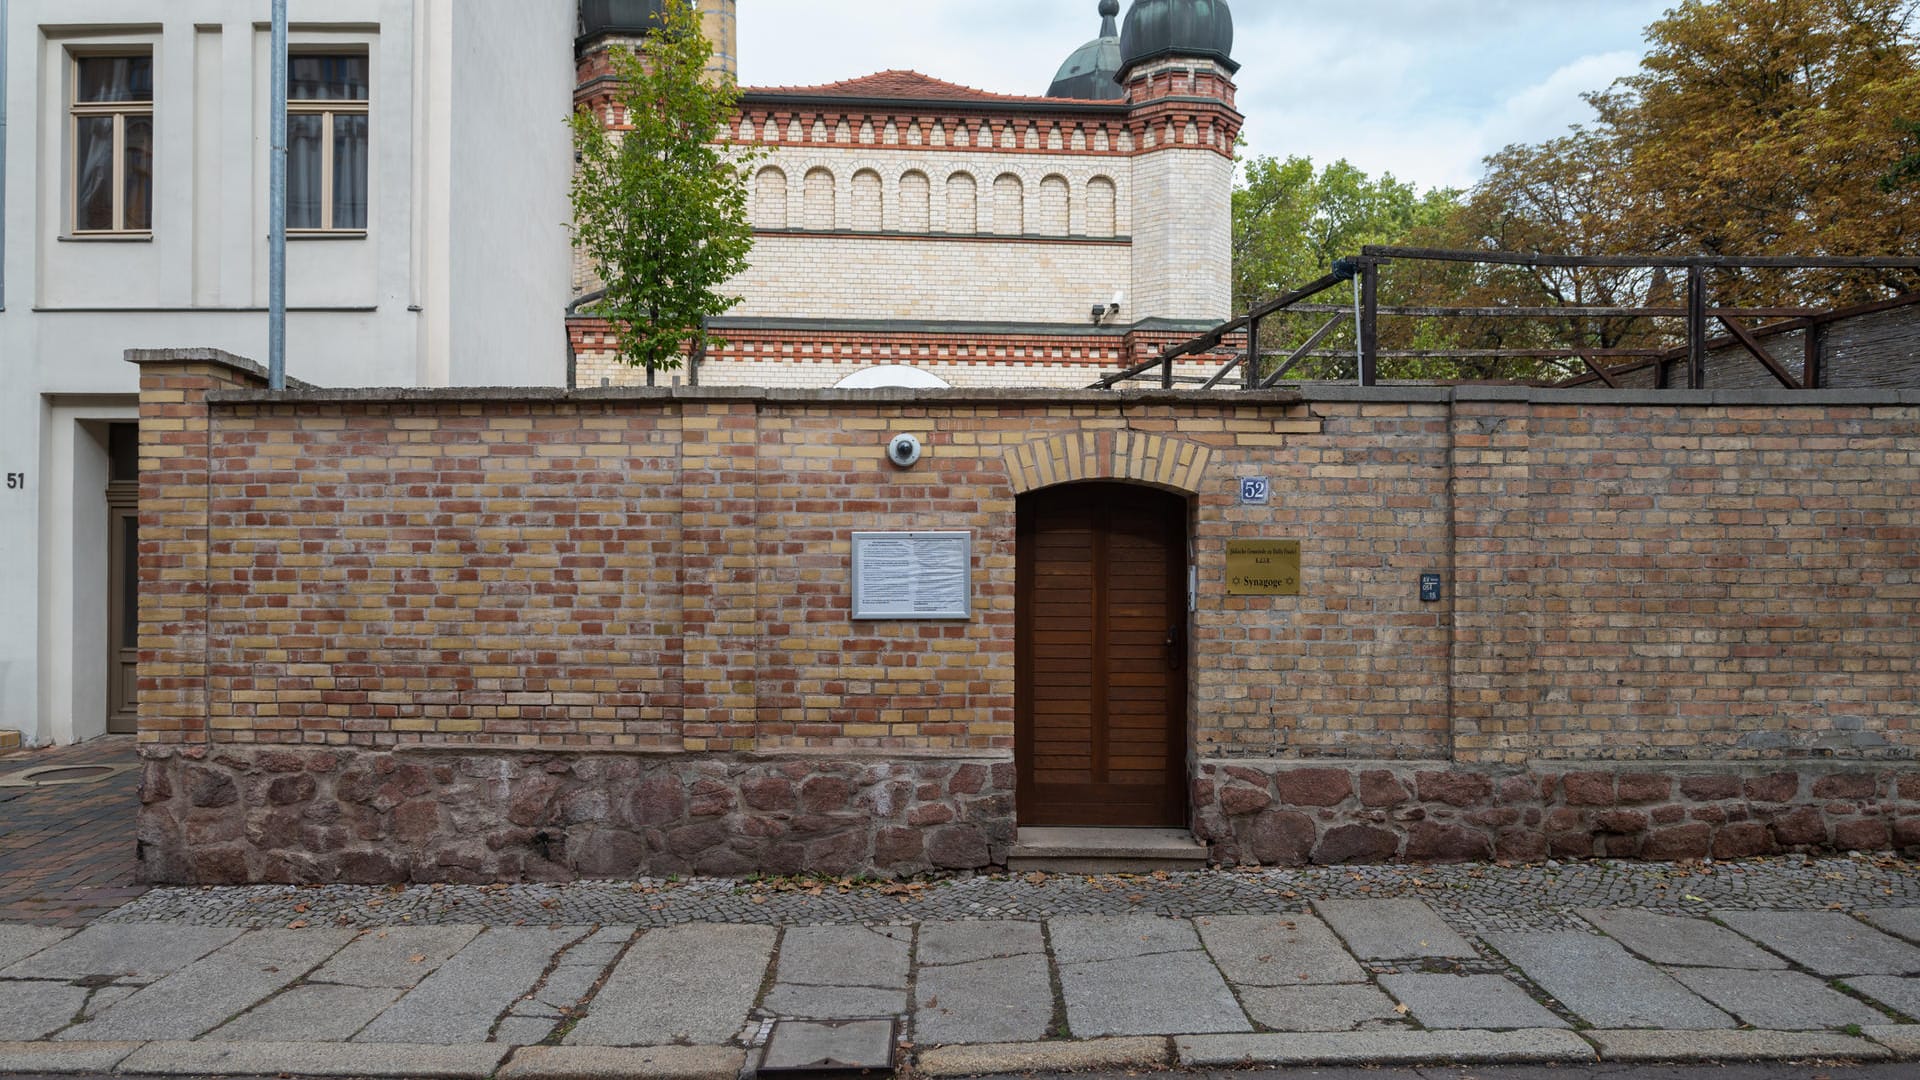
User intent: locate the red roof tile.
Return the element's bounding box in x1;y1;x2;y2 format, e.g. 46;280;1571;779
742;69;1076;105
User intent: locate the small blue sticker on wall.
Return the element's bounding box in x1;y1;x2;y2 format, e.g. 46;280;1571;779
1240;477;1271;505
1421;573;1443;602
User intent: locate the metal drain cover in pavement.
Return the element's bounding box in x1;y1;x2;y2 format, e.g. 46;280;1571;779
0;763;133;788
759;1019;896;1074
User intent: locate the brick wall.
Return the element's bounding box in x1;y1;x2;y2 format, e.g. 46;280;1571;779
1525;401;1919;757
1614;296;1920;391
132;352;1920;880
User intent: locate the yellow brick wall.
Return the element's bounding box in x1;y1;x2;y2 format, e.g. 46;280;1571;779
135;357;1920;766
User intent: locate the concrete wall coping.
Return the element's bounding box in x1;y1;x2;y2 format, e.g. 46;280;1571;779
183;380;1915;410
1198;756;1919;775
1303;385;1916;408
1448;386;1918;407
139;743;1015;763
125;347;317;390
201;385;1311;408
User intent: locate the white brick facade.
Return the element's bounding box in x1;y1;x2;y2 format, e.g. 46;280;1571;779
730;235;1133;324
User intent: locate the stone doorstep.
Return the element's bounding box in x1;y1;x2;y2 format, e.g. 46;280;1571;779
1007;827;1209;874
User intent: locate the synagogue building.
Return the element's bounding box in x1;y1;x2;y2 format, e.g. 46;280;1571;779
568;0;1244;390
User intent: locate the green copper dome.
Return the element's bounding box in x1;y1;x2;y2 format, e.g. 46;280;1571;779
1118;0;1237;79
579;0;667;41
1048;1;1127;100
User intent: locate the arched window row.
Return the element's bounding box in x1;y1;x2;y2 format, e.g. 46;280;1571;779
726;112;1139;157
751;166;1122;239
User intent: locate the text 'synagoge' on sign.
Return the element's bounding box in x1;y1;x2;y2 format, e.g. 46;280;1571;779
1226;539;1301;596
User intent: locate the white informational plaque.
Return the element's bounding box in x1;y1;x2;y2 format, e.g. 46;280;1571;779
851;532;973;621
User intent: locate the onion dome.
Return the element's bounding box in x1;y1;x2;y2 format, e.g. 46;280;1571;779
1047;1;1127;101
1118;0;1237;80
579;0;667;42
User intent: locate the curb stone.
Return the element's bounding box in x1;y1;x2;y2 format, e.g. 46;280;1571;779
498;1044;746;1080
1864;1026;1920;1057
915;1037;1172;1077
1586;1029;1894;1062
0;1040;142;1074
1174;1029;1593;1067
113;1040;513;1077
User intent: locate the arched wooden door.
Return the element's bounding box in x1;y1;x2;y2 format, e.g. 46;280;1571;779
1016;482;1188;828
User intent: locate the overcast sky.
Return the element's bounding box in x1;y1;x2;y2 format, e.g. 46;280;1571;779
737;0;1673;194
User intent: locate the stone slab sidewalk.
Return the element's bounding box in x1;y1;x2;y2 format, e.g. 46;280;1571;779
2;858;1918;1077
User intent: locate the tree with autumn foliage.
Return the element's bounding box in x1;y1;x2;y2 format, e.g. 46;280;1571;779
1466;0;1920;304
570;0;761;382
1230;0;1919;384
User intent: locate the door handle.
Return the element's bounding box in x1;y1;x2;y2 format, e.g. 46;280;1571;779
1166;625;1184;671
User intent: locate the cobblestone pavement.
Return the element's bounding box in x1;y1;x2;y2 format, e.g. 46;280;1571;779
3;894;1918;1075
0;738;146;926
101;853;1920;931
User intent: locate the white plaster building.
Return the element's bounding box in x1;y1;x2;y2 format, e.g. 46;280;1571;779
0;0;576;746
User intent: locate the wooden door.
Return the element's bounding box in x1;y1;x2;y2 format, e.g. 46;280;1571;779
1016;483;1187;827
106;491;139;734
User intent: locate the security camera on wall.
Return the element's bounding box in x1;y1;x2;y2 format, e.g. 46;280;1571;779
887;434;923;469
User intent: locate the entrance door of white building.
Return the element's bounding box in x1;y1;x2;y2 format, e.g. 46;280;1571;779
105;425;139;735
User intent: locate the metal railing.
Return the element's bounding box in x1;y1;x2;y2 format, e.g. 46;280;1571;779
1093;248;1920;392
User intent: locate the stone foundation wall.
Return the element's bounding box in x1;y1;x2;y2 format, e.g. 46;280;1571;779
1194;760;1920;866
137;747;1015;885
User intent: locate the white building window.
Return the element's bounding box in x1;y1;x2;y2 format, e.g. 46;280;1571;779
288;54;369;232
71;55;153;234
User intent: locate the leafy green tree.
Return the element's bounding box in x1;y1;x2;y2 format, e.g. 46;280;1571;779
1232;155;1458;311
570;0;761;382
1231;155;1462;379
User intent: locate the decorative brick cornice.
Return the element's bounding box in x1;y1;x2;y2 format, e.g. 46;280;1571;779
576;52;1238;159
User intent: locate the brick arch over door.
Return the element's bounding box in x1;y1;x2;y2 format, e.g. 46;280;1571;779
1003;431;1213;497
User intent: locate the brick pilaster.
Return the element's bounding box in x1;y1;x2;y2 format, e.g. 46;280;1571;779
678;400;761;749
1450;400;1535;764
128;349;272;747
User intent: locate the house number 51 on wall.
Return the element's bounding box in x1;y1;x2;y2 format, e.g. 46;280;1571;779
6;473;24;490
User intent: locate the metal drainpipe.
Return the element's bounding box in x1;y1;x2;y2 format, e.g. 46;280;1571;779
1;0;11;312
268;0;288;389
565;289;607;391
